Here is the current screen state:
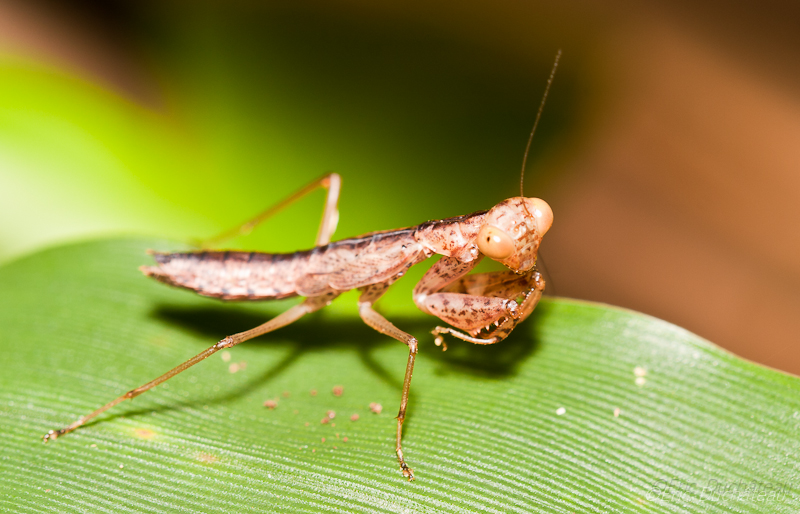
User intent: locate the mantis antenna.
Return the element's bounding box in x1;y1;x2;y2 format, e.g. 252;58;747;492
520;48;562;202
520;49;561;296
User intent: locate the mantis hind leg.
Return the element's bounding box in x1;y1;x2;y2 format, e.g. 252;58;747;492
42;293;337;443
199;172;342;248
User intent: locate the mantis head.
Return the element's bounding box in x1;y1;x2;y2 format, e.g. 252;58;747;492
476;197;553;272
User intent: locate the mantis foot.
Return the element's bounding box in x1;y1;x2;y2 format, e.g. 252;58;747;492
401;462;415;481
42;428;68;443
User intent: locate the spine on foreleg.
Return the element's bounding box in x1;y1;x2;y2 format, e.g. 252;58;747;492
140;251;308;301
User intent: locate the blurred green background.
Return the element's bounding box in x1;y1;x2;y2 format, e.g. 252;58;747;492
2;0;800;369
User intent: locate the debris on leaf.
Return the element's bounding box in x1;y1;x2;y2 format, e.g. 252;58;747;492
229;361;247;373
634;366;647;386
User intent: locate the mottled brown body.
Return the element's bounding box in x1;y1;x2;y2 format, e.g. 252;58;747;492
142;212;489;302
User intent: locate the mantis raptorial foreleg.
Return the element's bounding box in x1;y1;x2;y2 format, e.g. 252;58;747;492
357;282;418;481
430;273;545;345
200;172;342;248
414;256;545;347
43;292;338;443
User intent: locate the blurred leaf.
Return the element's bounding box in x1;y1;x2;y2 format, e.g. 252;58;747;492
1;238;798;512
0;58;212;260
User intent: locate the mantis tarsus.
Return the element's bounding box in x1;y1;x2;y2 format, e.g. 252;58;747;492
43;51;561;481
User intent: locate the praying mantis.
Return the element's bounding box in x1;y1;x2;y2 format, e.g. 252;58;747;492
43;51;561;481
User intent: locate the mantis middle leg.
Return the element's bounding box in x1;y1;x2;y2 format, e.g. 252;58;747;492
357;282;418;481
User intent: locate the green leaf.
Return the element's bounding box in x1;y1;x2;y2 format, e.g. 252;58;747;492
1;238;798;513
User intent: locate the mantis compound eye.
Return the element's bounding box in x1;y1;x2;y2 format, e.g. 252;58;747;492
528;198;553;236
477;225;515;260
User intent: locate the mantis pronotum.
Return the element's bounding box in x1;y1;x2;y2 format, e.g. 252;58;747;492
43;52;561;481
